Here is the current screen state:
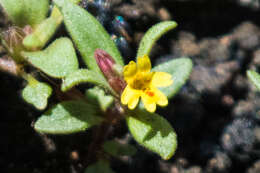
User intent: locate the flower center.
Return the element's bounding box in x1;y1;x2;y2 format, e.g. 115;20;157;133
129;72;154;90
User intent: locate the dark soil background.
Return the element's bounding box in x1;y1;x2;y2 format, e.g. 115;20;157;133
1;0;260;172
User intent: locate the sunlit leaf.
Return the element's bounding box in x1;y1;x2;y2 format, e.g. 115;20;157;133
22;78;52;110
23;7;63;50
247;70;260;90
85;87;113;112
126;109;177;160
0;0;49;27
137;21;177;58
54;0;124;74
153;57;193;99
23;37;79;78
35;100;102;134
61;69;110;92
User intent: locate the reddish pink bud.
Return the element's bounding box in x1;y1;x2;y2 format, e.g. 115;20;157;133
94;49;115;78
94;49;126;94
108;77;126;95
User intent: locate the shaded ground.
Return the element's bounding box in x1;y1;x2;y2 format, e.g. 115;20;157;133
1;0;260;172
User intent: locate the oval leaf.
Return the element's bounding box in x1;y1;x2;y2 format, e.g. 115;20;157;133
126;109;177;160
85;87;114;112
22;80;52;110
53;0;124;73
247;70;260;90
61;69;110;92
85;160;115;173
23;7;63;50
34;100;103;134
103;140;137;157
0;0;49;27
23;37;79;78
153;57;193;99
137;21;178;58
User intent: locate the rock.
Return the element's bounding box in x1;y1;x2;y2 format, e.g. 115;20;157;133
206;152;232;172
246;160;260;173
221;117;257;160
232;22;260;50
190;61;239;94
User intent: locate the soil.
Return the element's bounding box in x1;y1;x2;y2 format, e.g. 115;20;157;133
1;0;260;173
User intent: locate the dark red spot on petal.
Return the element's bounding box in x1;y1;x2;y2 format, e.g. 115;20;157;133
146;91;154;97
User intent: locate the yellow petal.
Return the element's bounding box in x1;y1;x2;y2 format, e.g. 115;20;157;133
154;88;168;106
152;72;173;87
123;61;137;81
128;94;140;110
141;92;156;113
137;55;151;72
121;85;135;105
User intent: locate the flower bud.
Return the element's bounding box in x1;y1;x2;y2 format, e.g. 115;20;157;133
94;48;115;78
108;77;126;95
94;49;126;94
1;26;30;63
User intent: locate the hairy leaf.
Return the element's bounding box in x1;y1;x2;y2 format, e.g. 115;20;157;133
85;87;113;112
247;70;260;90
153;57;192;99
127;109;177;160
23;7;63;50
23;37;79;78
54;0;124;74
22;79;52;110
137;21;177;58
61;69;110;92
35;100;102;134
0;0;49;27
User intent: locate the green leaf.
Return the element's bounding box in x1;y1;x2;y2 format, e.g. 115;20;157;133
103;140;137;157
247;70;260;90
137;21;178;58
23;7;63;50
70;0;81;3
22;78;52;110
126;109;177;160
153;57;193;99
85;87;113;112
54;0;124;74
85;160;115;173
0;0;49;27
34;100;103;134
61;69;110;92
23;37;79;78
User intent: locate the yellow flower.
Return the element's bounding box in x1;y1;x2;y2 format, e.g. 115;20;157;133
121;55;173;113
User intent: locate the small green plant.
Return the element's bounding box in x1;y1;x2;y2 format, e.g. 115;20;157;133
0;0;193;171
247;70;260;90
